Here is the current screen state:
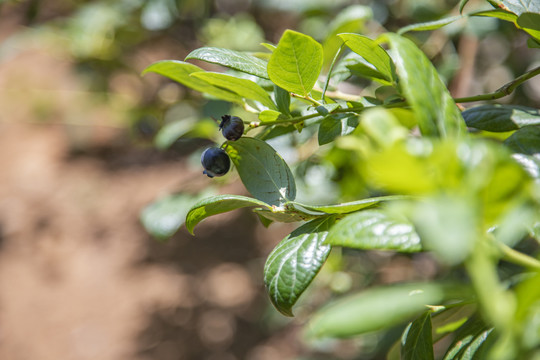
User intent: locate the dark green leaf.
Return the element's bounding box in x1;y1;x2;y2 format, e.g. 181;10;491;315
267;30;323;96
185;194;271;235
383;34;466;138
517;12;540;41
443;316;493;360
185;46;269;79
401;312;435;360
226;137;296;206
254;208;316;223
307;283;451;338
463;104;540;132
512;153;540;179
338;33;394;83
318;114;359;145
500;0;540;16
398;15;464;34
460;0;471;13
325;209;422;252
274;86;291;115
264;217;335;316
142;61;243;104
292;195;410;215
504;125;540;157
190;72;277;110
141;192;212;240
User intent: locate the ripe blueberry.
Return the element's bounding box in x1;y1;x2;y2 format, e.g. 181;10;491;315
201;147;230;178
219;115;244;141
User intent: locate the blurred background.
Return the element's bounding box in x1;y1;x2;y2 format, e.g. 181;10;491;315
0;0;539;359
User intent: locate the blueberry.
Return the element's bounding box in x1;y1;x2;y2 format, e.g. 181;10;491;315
219;115;244;141
201;147;230;178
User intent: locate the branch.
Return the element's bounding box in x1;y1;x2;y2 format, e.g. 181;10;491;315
454;66;540;103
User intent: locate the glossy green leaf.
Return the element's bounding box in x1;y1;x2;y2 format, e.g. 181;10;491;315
185;194;271;234
226;137;296;206
185;46;269;79
398;15;464;34
504;125;540;157
338;33;394;83
401;312;435;360
307;283;450;338
326;209;422;252
517;12;540;41
141;192;212;240
292;195;410;215
142;61;243;104
501;0;540;16
264;216;334;316
463;104;540;132
191;72;277;110
383;34;466;138
318;114;359;145
267;30;323;96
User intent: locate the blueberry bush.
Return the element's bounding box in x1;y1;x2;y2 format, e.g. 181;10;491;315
142;1;540;358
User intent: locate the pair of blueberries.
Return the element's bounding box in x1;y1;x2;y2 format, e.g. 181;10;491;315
201;115;244;178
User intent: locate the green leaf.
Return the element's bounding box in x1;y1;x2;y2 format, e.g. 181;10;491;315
460;0;471;13
274;86;291;115
383;34;466;138
398;15;464;34
326;209;422;252
225;137;296;206
306;283;452;338
267;30;323;96
185;194;271;235
185;46;269;79
512;153;540;179
470;9;518;22
338;33;394;83
463;104;540;132
254;208;316;223
292;195;410;215
517;12;540;41
401;312;435;360
318;114;359;145
443;316;493;360
500;0;540;16
258;109;287;123
504;125;540;157
264;216;335;316
142;60;243;104
141;192;212;240
191;72;277;110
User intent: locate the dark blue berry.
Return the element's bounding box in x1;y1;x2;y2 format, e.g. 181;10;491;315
219;115;244;141
201;147;230;178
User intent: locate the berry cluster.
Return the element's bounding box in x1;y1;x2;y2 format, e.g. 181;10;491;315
201;115;244;178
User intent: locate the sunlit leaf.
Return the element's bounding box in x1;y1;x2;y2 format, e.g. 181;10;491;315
142;61;243;103
500;0;540;16
326;209;422;252
383;34;466;138
226;137;296;206
185;194;271;235
398;16;464;34
267;30;323;96
191;72;277;110
292;195;410;214
185;46;269;78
